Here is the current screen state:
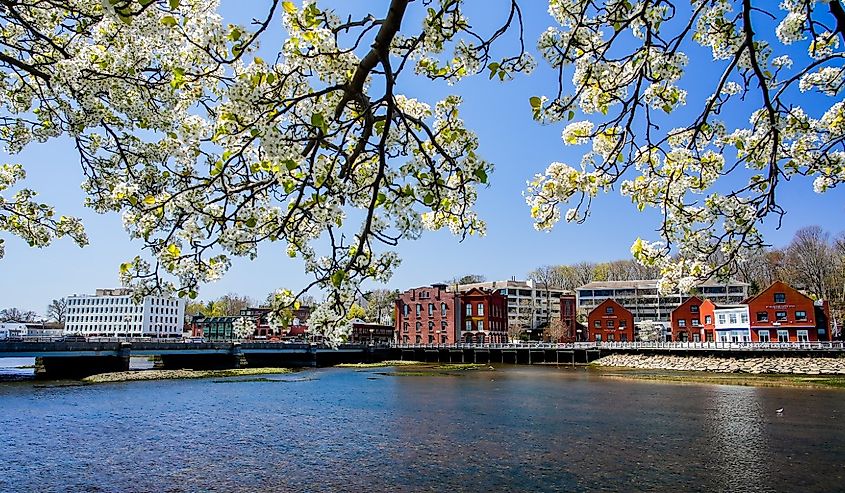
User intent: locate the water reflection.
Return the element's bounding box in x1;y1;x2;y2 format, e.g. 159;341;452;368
708;386;771;491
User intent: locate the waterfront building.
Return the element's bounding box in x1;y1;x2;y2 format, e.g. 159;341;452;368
459;287;508;343
0;322;62;339
560;293;586;341
395;284;459;344
349;320;395;344
458;279;574;336
700;301;750;342
669;296;705;342
64;288;185;339
587;299;634;342
746;281;830;342
575;279;749;322
190;315;237;340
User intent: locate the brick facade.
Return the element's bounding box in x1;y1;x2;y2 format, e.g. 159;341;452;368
459;287;508;343
395;284;459;344
587;299;634;342
670;296;707;342
746;281;829;342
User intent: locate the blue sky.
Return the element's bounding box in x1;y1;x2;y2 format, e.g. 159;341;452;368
1;1;842;314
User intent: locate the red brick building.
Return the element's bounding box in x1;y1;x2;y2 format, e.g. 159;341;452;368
559;294;584;342
395;284;459;344
670;296;706;342
587;299;634;342
459;287;508;343
746;281;830;342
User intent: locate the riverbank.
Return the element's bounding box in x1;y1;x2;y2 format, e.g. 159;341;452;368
82;367;294;384
593;353;845;374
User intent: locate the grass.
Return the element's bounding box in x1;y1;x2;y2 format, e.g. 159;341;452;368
335;360;424;368
82;367;294;384
593;368;845;389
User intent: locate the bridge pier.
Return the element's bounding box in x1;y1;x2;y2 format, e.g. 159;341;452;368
35;355;129;379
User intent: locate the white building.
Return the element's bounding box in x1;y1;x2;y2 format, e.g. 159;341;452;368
576;279;749;322
64;288;185;339
711;304;751;343
0;322;63;339
458;279;573;331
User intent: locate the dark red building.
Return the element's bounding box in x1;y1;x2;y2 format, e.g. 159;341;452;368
746;281;830;342
587;299;634;342
459;287;508;343
349;321;395;344
395;284;459;344
559;293;584;342
670;296;706;342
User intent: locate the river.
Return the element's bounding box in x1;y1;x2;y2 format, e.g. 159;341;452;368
0;366;843;492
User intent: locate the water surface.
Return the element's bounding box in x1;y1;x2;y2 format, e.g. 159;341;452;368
1;366;843;492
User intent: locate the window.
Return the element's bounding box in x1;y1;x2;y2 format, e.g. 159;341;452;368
705;315;712;324
729;314;737;324
795;310;807;321
756;311;768;322
692;319;700;327
797;330;809;343
478;320;484;331
465;320;471;331
428;303;434;317
693;334;700;342
415;322;421;332
775;311;787;321
607;320;615;328
441;303;447;317
740;312;749;323
595;334;602;342
428;321;434;331
717;314;726;324
690;305;699;313
758;330;770;343
593;320;601;328
619;320;627;328
478;303;484;316
605;306;615;314
607;334;615;341
416;304;421;317
678;319;686;327
774;292;786;303
465;304;472;316
777;330;789;342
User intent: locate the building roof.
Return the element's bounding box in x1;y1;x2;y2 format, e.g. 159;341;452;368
577;278;749;291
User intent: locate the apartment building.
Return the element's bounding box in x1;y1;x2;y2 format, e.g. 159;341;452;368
395;284;460;344
458;279;573;334
64;288;185;339
576;279;749;323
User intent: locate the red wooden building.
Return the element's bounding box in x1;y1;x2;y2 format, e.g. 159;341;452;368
395;284;459;344
459;287;508;343
670;296;708;342
587;299;634;342
746;281;830;342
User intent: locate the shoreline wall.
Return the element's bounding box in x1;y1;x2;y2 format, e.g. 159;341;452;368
593;353;845;375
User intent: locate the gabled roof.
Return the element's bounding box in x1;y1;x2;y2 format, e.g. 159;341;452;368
745;280;813;305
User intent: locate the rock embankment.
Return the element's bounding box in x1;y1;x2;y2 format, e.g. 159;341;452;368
593;354;845;375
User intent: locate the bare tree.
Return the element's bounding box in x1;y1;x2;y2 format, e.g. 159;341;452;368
637;320;663;342
46;298;67;324
0;308;37;323
784;226;835;299
212;294;254;316
544;318;569;343
507;298;535;342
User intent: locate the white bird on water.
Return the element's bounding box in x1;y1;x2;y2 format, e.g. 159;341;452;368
776;407;784;414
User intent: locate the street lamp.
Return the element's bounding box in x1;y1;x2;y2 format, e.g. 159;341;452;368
369;327;374;345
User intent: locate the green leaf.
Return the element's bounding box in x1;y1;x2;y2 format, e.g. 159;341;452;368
473;168;488;184
375;192;386;206
423;193;434;206
169;0;180;8
245;217;257;228
529;96;542;109
143;195;156;205
331;270;345;287
283;1;297;13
